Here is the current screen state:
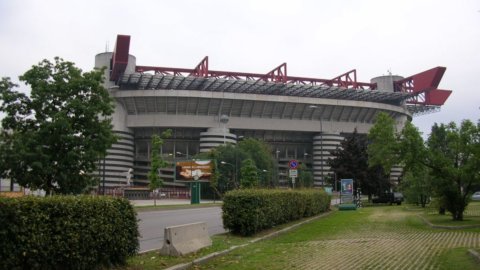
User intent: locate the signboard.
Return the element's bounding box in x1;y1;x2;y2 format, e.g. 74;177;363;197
175;160;213;182
288;160;299;169
341;179;353;194
340;179;354;204
289;169;298;177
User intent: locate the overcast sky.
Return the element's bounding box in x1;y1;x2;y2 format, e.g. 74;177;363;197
1;0;479;136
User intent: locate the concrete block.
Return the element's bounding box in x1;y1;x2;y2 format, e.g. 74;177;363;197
160;222;212;256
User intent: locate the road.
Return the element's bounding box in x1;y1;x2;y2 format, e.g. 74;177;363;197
137;206;225;252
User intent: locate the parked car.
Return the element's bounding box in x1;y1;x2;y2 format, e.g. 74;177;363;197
472;191;480;201
372;192;404;205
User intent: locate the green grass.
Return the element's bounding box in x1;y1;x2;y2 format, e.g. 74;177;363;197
416;201;480;230
117;212;331;269
436;247;479;270
119;204;480;269
115;234;252;270
195;206;480;269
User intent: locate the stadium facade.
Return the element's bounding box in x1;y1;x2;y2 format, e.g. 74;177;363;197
95;35;452;189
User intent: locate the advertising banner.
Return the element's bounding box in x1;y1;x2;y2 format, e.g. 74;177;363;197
340;179;354;204
175;160;213;182
341;179;353;194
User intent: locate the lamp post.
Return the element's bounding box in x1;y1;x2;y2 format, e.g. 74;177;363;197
259;169;268;187
220;161;236;189
176;151;189;159
102;157;106;195
308;105;324;187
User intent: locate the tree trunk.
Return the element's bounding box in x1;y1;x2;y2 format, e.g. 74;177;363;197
452;210;463;221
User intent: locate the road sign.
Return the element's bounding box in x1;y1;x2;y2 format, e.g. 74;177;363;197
288;160;299;169
289;169;298;177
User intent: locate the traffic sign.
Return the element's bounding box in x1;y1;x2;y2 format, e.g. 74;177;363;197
288;160;299;169
289;169;298;177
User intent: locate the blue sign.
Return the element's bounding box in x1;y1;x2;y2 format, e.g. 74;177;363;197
288;160;298;169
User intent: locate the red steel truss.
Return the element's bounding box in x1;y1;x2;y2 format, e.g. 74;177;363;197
110;35;451;106
394;67;452;106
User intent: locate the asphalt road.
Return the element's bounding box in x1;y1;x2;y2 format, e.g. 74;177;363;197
137;206;225;252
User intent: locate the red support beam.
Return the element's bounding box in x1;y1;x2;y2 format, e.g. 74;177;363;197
331;69;357;88
259;63;287;83
190;56;209;77
110;35;130;81
394;67;452;106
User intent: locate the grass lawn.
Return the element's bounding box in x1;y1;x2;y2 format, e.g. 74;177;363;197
120;204;480;269
419;201;480;229
116;213;327;270
195;206;480;269
115;234;251;270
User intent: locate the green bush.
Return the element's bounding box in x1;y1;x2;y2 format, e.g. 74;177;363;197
0;196;139;270
222;189;330;236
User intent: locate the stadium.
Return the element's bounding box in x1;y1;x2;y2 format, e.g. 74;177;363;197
95;34;452;191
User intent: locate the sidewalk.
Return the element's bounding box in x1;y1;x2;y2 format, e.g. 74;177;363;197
129;199;220;207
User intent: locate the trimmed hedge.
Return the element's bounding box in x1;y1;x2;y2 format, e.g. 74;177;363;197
0;196;139;270
222;189;330;236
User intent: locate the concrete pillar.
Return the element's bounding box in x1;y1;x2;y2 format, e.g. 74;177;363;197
312;132;344;187
94;52;136;188
199;127;237;152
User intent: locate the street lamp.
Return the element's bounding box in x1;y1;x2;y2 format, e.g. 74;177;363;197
308;105;324;187
220;161;236;189
259;169;268;187
176;151;189;159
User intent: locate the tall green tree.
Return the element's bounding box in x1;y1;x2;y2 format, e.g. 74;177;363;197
198;144;249;194
328;129;390;198
397;121;431;207
148;129;172;206
426;121;480;220
199;138;274;193
0;58;116;194
297;163;314;188
367;112;399;175
238;138;275;186
240;158;259;188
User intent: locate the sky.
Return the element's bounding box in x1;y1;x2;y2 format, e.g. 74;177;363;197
1;0;479;137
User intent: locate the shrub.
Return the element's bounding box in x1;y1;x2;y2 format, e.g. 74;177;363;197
0;196;139;270
222;189;330;236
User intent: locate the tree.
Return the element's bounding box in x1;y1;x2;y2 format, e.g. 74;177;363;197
297;163;314;188
240;158;259;188
237;138;275;187
198;144;249;194
367;112;399;175
148;129;172;206
425;121;480;220
198;138;274;193
328;129;390;199
0;58;116;194
397;121;431;207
